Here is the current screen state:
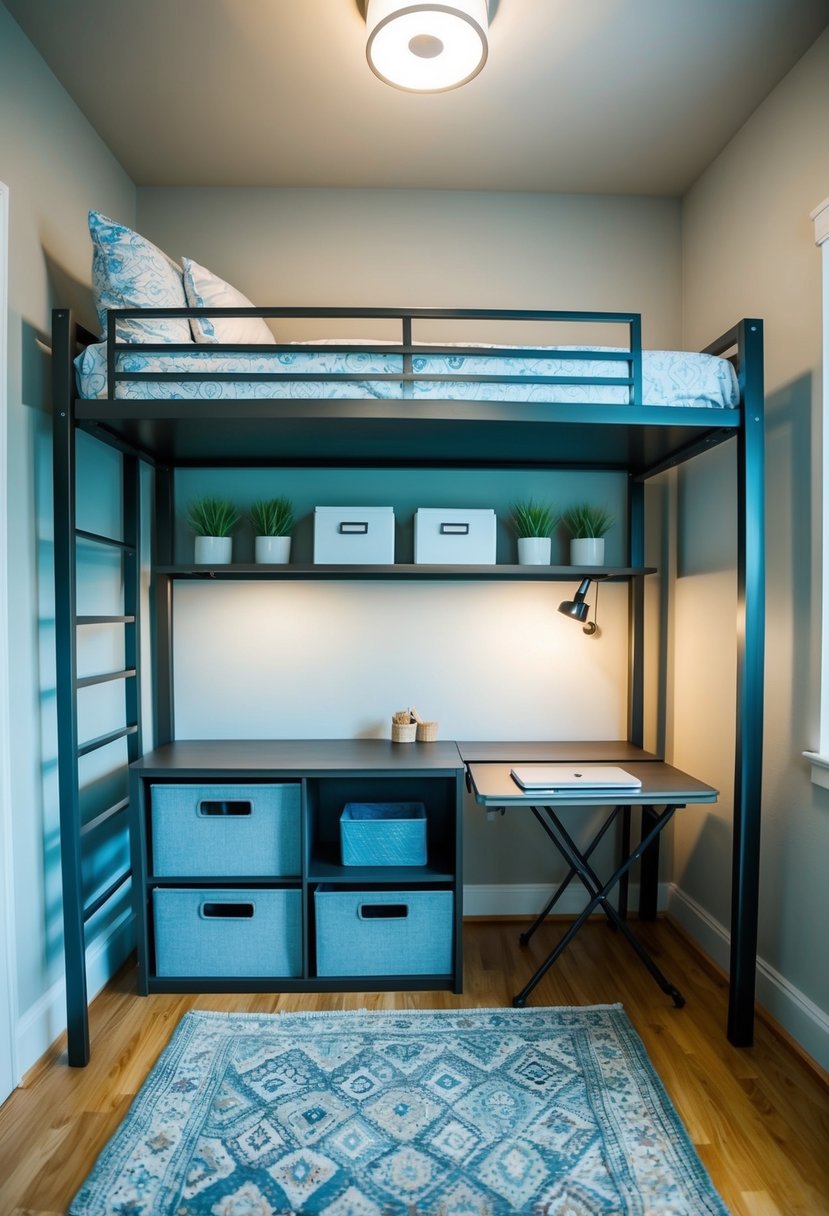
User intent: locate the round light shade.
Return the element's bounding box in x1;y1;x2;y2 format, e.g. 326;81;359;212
366;0;488;93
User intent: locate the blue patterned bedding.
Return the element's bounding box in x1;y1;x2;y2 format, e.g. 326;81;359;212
75;342;740;409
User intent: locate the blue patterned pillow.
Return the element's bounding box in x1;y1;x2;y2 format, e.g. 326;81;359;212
89;210;191;343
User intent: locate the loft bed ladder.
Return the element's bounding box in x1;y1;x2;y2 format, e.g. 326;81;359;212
52;310;144;1067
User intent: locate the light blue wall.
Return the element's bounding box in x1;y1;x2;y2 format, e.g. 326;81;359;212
0;3;137;1072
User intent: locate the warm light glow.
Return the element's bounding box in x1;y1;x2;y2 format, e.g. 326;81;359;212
365;0;488;93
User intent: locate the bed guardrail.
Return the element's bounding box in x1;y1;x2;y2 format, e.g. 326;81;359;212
104;307;644;403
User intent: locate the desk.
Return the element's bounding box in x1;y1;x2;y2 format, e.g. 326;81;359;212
464;754;718;1009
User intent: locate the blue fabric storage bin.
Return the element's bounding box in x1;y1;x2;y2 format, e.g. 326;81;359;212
340;802;427;866
151;782;301;877
153;887;302;978
315;886;452;976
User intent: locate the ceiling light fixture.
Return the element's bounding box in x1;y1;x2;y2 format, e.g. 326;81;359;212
365;0;489;93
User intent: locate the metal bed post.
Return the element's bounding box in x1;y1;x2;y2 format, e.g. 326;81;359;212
729;318;765;1046
153;466;175;745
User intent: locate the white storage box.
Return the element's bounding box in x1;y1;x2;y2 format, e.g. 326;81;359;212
314;506;395;565
414;508;496;564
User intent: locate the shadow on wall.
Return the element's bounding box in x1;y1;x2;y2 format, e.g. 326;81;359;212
19;251;97;414
44;248;97;339
764;372;814;756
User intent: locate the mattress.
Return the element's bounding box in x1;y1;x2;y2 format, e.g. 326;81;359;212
75;342;740;409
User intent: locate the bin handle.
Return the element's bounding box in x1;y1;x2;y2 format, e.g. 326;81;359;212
358;903;409;920
338;521;369;534
200;901;255;919
198;800;253;817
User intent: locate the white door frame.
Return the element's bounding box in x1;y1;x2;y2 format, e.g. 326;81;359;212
0;180;20;1102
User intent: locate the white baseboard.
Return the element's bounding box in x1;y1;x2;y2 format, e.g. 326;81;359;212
16;909;134;1076
667;884;829;1073
462;881;670;918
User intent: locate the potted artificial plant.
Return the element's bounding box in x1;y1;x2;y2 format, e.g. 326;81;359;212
187;497;240;565
249;496;295;564
511;500;557;565
561;502;613;566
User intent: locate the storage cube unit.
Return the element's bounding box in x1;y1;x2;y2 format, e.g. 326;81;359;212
153;887;302;978
340;802;427;866
315;886;453;976
150;782;301;877
414;507;497;564
313;506;395;564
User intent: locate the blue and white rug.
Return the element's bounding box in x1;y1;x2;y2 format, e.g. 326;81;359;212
69;1005;729;1215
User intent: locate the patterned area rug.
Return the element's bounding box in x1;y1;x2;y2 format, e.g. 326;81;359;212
69;1005;729;1215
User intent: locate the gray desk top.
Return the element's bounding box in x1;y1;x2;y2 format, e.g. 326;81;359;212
132;738;464;777
457;740;661;763
467;760;718;807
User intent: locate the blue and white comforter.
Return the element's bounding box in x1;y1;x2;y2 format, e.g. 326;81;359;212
75;342;739;409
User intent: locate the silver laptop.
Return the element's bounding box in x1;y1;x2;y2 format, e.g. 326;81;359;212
510;764;642;792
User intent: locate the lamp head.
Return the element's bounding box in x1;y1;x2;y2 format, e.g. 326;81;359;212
557;578;592;623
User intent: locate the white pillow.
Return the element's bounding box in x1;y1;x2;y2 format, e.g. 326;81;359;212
182;258;275;345
89;210;191;344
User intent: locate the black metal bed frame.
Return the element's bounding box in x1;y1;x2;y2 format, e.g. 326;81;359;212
51;306;764;1065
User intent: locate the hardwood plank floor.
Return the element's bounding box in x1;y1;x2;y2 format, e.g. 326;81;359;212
0;918;827;1214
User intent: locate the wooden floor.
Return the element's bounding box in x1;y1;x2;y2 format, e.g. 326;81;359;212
1;918;827;1215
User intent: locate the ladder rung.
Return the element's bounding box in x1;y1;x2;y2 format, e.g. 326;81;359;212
76;615;136;626
76;668;136;689
77;724;138;757
75;528;136;554
80;797;130;839
83;868;131;922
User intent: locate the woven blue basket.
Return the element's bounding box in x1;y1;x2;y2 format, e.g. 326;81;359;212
340;801;427;866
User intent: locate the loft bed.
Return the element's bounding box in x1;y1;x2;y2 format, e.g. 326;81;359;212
51;304;765;1065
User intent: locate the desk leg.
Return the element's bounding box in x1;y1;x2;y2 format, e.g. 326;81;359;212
618;807;631;921
519;806;621;947
513;805;684;1009
638;806;660;921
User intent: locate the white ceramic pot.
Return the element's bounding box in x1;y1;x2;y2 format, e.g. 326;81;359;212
517;536;552;565
194;535;233;565
255;535;291;564
570;537;605;565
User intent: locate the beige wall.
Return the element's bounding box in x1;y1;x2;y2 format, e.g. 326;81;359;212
138;188;682;345
677;28;829;1066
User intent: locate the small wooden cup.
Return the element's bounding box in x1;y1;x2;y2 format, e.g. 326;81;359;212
416;721;438;742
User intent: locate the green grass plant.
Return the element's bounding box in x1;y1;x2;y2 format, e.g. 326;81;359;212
186;497;240;537
249;496;295;537
511;499;558;538
561;502;614;539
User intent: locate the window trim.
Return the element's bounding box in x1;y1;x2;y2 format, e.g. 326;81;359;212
804;197;829;787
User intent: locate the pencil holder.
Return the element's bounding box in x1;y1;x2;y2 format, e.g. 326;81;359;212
391;721;417;743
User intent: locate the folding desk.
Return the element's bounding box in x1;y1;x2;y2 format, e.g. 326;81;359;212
461;744;718;1009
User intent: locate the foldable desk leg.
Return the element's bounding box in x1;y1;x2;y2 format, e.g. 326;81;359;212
519;805;622;947
512;804;684;1009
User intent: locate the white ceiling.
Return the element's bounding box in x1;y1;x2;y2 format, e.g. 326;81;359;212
5;0;829;195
